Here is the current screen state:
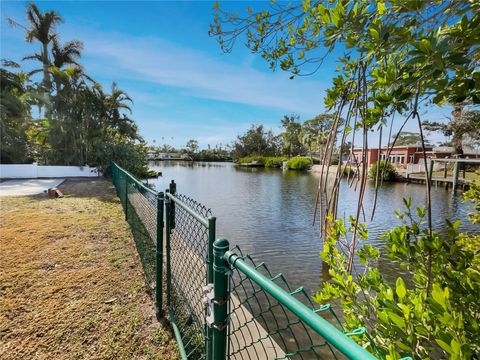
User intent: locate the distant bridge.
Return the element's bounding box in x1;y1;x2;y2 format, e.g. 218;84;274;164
147;152;192;161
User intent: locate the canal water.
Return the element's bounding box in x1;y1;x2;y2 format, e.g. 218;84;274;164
148;161;478;295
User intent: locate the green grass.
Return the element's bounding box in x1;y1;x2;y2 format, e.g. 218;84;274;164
264;156;287;168
237;155;287;168
237;155;266;164
285;157;312;170
0;179;179;360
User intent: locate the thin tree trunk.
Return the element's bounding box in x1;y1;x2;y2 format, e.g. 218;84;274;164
42;43;50;89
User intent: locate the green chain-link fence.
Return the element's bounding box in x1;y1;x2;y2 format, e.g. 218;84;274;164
112;162;160;296
165;186;216;359
221;244;378;360
111;162;404;360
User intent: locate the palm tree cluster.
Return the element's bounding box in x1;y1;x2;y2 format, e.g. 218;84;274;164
1;3;149;177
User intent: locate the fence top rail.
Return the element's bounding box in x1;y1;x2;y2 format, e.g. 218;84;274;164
112;162;159;197
431;158;480;163
224;250;378;360
166;192;210;228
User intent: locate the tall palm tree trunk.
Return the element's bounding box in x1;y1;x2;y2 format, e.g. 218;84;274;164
42;43;50;89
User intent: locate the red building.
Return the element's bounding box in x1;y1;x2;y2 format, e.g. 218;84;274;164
350;145;434;167
350;145;480;167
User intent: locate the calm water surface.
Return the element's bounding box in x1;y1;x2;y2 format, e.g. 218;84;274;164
148;161;478;295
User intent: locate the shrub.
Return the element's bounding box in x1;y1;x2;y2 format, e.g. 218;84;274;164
341;165;354;177
369;160;397;181
330;153;340;165
316;194;480;359
264;156;287;168
93;142;152;179
238;155;265;164
286;157;312;170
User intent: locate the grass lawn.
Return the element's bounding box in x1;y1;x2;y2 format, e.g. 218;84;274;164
430;170;479;180
0;178;178;360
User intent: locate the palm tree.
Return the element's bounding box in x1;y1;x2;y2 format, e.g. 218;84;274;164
105;83;133;129
51;38;83;68
302;114;335;163
50;38;86;93
0;63;34;163
24;3;63;88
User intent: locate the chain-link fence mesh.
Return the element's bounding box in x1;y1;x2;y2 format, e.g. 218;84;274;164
168;192;213;359
226;245;372;360
111;163;383;360
112;163;158;293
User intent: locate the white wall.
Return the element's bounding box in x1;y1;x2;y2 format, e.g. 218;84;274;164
0;163;100;179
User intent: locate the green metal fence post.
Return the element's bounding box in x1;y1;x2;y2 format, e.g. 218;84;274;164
165;190;172;308
213;238;229;360
206;217;216;360
111;162;115;187
207;217;216;283
169;180;176;229
124;177;128;221
156;192;164;319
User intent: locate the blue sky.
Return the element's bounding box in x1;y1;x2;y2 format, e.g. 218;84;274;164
1;1;451;149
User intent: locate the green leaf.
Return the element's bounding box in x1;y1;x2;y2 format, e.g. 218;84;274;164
396;277;407;299
436;339;453;354
377;2;386;15
419;39;432;53
432;284;447;310
385;287;394;301
370;28;379;41
335;0;344;16
302;0;310;12
387;310;406;329
331;10;339;27
451;339;461;355
416;206;426;218
352;2;359;16
453;220;461;231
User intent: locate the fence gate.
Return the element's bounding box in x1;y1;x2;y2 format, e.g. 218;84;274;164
164;181;216;359
111;162;408;360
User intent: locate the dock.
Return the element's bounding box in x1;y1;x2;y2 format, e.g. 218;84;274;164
405;158;479;191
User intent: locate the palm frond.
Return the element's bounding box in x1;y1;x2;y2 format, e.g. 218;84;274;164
22;53;42;62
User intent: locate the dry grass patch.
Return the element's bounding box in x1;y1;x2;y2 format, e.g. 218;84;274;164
0;179;178;360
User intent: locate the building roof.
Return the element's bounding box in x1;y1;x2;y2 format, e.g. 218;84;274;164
433;146;480;155
352;144;433;151
433;146;454;153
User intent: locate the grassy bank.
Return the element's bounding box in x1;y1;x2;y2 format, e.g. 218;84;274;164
0;179;178;360
237;155;318;170
285;157;312;170
237;155;287;168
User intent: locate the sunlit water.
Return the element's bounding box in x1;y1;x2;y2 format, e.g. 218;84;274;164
148;161;478;295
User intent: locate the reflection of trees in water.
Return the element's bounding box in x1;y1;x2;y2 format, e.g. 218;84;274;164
149;160;226;169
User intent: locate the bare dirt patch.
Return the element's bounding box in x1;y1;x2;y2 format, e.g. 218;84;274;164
0;178;179;360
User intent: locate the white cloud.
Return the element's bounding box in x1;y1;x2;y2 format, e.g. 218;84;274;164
75;30;327;115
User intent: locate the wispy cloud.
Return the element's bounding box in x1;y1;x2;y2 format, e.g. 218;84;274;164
76;30;327;115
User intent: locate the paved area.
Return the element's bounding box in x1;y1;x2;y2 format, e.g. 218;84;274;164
0;178;65;197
